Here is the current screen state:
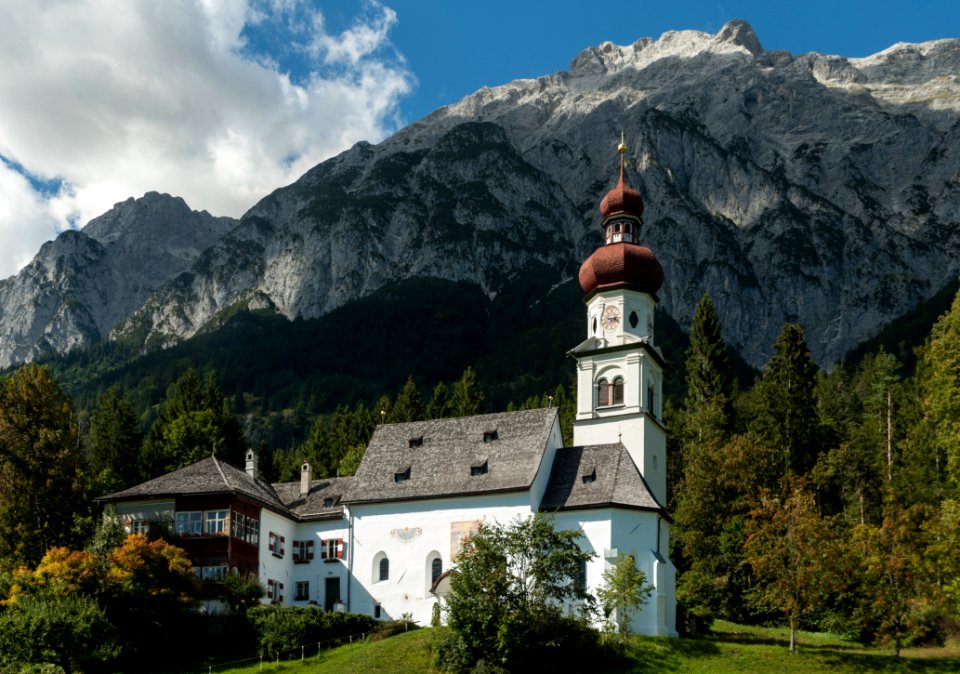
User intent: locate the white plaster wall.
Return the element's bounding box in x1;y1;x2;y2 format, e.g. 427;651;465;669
259;509;297;604
610;508;676;636
288;520;350;607
348;492;535;625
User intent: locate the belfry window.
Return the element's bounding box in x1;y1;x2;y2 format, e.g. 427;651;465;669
612;377;624;405
597;377;625;408
647;384;656;418
596;379;609;407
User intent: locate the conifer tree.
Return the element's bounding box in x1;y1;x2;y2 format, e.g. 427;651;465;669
426;382;452;419
750;324;821;476
452;367;485;417
88;386;143;495
685;294;733;420
390;377;424;423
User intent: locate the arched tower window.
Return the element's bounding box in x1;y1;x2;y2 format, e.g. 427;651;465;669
596;379;609;407
612;377;624;405
647;384;656;418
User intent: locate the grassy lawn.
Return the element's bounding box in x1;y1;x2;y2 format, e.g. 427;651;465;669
196;622;960;674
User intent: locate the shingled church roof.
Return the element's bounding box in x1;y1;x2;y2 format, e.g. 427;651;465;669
539;444;667;515
343;408;559;505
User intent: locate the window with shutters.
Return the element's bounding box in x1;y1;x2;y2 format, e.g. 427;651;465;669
268;531;285;558
266;579;284;604
292;539;314;563
321;538;344;562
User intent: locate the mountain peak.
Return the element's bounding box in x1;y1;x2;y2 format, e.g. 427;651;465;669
715;19;762;56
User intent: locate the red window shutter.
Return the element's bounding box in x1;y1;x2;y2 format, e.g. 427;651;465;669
280;536;285;556
293;542;300;563
337;538;344;559
307;540;315;560
320;539;328;559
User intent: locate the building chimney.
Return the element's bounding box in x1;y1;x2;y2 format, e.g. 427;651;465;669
245;449;258;479
300;462;312;496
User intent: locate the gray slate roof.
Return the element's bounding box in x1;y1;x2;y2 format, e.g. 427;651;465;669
97;455;352;521
539;444;666;514
273;477;354;520
97;455;286;510
343;408;559;504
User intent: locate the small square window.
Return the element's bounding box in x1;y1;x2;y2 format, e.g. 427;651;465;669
482;430;498;442
470;461;488;476
323;497;335;508
408;436;423;448
295;581;310;601
394;467;411;483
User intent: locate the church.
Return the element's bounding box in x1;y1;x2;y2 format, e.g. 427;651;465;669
98;140;678;636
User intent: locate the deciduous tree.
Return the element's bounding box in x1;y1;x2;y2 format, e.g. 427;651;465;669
745;483;843;652
0;364;85;566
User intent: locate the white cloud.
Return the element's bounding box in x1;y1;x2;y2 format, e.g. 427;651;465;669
0;0;413;279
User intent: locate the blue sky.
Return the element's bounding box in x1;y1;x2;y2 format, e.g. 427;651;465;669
0;0;957;279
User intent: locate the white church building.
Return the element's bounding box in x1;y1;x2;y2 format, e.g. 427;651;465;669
98;143;678;636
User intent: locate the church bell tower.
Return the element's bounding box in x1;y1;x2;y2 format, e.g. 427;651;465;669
569;136;667;505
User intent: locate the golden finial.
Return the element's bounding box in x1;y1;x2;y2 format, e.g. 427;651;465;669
617;130;627;155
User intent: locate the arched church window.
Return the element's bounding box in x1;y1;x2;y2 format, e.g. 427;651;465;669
379;557;390;582
432;557;443;583
596;379;609;407
612;377;624;405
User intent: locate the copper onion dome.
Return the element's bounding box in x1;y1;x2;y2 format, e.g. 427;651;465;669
579;136;662;298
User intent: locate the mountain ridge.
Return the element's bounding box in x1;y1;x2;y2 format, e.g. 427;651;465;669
2;20;959;370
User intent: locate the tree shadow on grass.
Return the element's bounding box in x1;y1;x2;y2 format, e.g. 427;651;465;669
820;651;960;673
604;636;722;673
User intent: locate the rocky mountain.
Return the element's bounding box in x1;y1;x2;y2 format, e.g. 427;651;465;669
0;193;236;368
4;21;960;370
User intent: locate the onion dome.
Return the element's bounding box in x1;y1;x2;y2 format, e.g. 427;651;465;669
579;135;663;299
579;242;663;297
599;160;644;220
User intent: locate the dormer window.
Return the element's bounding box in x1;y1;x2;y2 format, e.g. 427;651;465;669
470;460;488;476
483;430;498;443
323;497;335;508
408;436;423;448
394;466;411;483
581;464;596;484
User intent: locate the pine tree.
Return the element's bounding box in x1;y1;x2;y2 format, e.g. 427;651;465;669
426;382;452;419
88;386;143;495
390;377;424;423
452;367;485;417
750;324;821;476
685;294;733;419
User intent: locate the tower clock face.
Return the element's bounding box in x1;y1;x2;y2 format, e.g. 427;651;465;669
601;305;621;331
